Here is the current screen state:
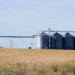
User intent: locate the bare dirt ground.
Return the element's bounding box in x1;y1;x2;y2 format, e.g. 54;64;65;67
0;48;75;65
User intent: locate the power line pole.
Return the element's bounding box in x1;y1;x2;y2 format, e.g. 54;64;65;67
12;41;13;48
10;38;11;48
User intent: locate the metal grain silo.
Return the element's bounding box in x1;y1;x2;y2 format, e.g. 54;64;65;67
37;32;49;49
50;33;63;49
54;33;63;49
64;32;74;50
50;35;55;49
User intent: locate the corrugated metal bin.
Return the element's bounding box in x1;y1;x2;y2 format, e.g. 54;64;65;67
50;33;63;49
64;32;74;50
54;33;63;49
37;32;49;49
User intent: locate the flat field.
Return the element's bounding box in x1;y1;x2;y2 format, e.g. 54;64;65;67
0;48;75;65
0;48;75;75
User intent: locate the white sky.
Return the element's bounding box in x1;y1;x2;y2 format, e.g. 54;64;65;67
0;0;75;48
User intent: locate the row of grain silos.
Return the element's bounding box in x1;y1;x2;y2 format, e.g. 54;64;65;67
37;32;75;50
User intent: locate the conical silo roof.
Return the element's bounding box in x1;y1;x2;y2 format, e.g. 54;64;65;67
53;33;62;37
39;32;49;36
65;32;73;37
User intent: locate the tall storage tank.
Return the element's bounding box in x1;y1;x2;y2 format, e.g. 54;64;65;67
50;35;55;49
37;32;49;49
64;32;74;50
54;33;63;49
50;33;63;49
